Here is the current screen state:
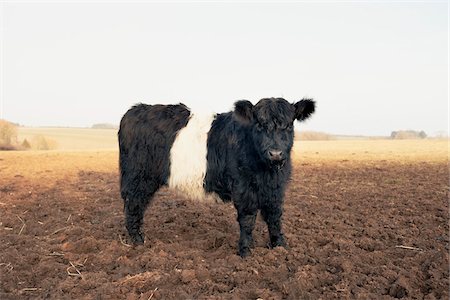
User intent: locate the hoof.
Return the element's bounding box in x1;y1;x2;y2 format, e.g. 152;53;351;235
270;236;287;249
130;231;145;245
249;237;255;249
238;247;251;258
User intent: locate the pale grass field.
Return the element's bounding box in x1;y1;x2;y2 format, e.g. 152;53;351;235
18;127;118;150
1;131;447;186
293;139;448;163
16;127;448;161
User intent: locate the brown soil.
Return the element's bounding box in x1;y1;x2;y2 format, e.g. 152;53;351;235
0;143;448;299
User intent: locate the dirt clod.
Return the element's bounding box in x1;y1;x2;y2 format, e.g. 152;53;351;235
389;277;410;299
180;269;196;283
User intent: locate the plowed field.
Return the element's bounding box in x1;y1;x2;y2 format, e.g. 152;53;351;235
0;140;448;299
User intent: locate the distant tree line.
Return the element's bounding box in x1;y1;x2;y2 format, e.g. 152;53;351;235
91;123;118;129
0;120;18;146
295;131;332;141
390;130;427;140
0;120;57;150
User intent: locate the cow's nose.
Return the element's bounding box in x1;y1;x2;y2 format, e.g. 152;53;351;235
268;150;283;161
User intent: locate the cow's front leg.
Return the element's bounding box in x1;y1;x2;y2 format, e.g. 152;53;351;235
237;210;257;257
261;205;286;248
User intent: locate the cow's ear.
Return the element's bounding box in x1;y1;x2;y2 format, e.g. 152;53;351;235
234;100;254;124
294;98;315;121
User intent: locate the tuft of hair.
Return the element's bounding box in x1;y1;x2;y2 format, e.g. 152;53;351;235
294;98;315;121
233;100;254;124
253;98;295;128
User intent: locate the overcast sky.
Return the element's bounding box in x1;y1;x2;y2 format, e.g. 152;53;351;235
1;1;448;136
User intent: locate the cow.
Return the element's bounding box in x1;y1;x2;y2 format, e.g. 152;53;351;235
118;97;315;257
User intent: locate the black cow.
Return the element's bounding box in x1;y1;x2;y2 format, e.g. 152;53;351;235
118;97;315;257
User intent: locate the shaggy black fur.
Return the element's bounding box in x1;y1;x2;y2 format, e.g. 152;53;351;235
205;98;315;257
118;103;191;244
118;98;315;257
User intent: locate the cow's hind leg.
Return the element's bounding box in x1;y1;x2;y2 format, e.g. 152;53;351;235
124;197;148;244
123;180;160;245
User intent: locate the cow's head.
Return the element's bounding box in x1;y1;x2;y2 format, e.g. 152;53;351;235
234;97;315;168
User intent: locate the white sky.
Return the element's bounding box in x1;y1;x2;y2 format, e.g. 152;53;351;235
1;1;448;136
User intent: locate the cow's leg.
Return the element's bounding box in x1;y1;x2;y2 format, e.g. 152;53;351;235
261;204;286;248
236;210;257;257
124;197;148;245
123;180;160;245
